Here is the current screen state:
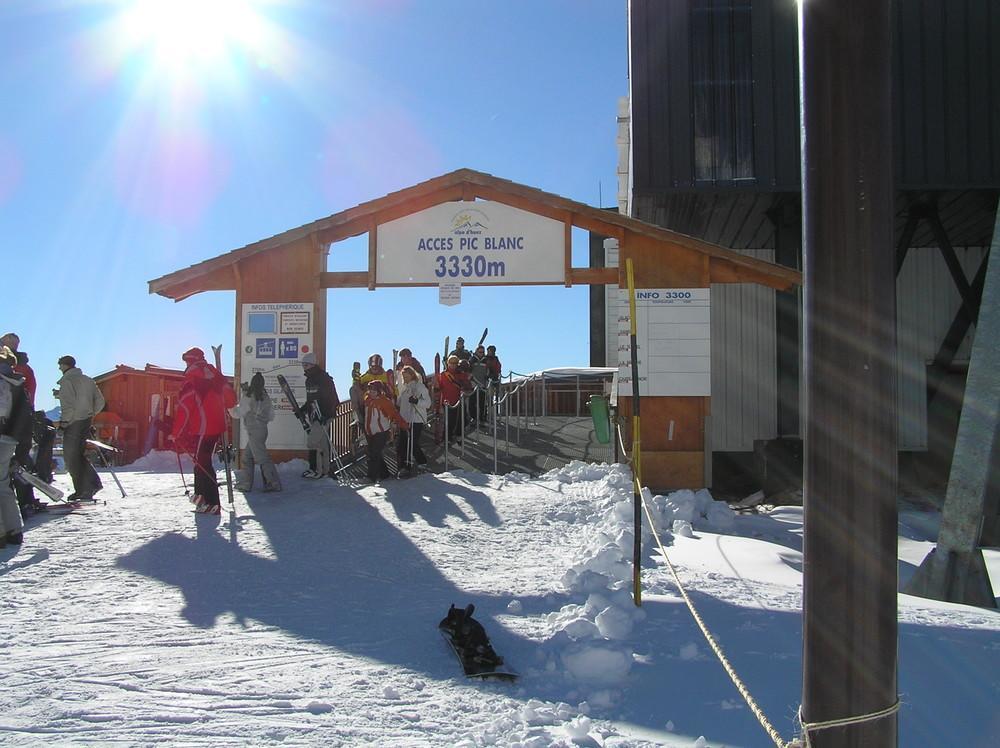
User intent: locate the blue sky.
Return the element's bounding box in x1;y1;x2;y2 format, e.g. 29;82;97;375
0;0;626;406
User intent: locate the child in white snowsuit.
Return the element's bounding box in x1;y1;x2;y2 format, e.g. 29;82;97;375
364;380;408;482
233;373;281;493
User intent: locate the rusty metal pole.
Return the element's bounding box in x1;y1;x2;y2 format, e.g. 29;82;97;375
799;1;898;745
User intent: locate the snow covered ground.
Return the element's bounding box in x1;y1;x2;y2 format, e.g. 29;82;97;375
2;456;998;747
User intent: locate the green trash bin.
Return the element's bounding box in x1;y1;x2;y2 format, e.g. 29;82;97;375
589;395;611;445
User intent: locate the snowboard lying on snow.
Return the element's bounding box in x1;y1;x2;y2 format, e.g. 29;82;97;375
439;603;517;681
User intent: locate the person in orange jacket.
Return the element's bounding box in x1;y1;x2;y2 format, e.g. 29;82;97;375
170;347;237;514
363;379;408;483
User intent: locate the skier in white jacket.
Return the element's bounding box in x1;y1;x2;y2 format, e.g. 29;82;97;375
395;365;430;475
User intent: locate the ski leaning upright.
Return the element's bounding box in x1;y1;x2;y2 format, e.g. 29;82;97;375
275;374;348;479
211;345;236;509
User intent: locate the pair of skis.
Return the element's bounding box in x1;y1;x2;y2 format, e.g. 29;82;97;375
275;373;349;480
211;345;236;511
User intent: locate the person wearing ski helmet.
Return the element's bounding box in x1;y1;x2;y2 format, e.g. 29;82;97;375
170;347;236;513
300;352;339;479
359;353;396;399
363;378;408;482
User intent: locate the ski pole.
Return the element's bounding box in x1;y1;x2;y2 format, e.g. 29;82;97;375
93;446;127;497
176;450;190;496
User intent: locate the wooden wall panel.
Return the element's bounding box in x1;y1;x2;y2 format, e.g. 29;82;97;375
619;396;707;452
640;451;705;490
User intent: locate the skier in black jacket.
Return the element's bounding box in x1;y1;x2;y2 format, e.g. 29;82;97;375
301;353;339;479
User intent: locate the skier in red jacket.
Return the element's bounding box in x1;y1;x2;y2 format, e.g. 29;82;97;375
437;356;472;442
170;347;236;514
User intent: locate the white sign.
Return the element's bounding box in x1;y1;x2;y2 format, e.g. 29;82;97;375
240;302;315;450
615;289;711;396
439;281;462;306
376;200;565;285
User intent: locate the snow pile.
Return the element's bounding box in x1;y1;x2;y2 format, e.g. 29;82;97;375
541;462;739;689
128;448;194;472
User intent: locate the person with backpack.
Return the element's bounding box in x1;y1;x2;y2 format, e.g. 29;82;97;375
364;379;408;483
396;365;430;475
233;372;281;493
301;353;339;479
169;347;236;514
0;346;27;546
55;354;106;502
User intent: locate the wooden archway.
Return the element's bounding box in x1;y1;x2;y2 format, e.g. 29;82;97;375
149;168;801;487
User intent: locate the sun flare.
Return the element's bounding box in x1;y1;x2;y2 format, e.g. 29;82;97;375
112;0;273;81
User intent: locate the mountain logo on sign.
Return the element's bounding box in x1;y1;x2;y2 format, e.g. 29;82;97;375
451;208;489;235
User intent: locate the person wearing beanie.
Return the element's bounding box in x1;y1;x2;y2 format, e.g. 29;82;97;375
55;354;106;501
170;347;236;513
300;354;339;479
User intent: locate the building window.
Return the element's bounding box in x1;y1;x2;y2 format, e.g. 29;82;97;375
691;0;755;183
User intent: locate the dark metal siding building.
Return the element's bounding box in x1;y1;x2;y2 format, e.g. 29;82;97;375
617;0;999;486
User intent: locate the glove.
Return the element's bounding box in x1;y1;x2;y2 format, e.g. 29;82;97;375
408;396;419;405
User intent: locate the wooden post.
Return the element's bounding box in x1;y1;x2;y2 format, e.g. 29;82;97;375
800;1;898;745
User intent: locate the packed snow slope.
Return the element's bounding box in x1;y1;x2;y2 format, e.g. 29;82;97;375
2;456;998;747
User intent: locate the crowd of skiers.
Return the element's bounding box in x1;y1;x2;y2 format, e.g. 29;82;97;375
289;337;502;484
1;332;107;547
1;333;505;543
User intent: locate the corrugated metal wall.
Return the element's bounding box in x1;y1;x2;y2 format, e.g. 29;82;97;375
709;249;778;451
601;236;985;452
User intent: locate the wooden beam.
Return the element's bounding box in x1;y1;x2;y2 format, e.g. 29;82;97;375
564;217;573;287
320;271;369;288
568;267;619;285
367;217;377;291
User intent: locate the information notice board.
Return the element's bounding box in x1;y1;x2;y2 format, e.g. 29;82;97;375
239;302;315;449
614;288;711;397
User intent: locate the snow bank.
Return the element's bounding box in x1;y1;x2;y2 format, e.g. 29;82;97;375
538;460;737;692
128;449;194;472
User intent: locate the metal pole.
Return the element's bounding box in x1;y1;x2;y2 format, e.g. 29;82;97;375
800;1;898;744
626;259;642;608
444;404;449;471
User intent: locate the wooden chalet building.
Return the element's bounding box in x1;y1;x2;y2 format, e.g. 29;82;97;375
93;364;188;464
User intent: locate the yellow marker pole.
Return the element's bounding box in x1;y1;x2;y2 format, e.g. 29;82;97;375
626;259;642;606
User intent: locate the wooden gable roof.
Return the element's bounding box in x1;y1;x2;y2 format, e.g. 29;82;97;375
148;168;801;301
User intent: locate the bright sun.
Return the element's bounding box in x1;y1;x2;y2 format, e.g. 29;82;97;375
112;0;272;81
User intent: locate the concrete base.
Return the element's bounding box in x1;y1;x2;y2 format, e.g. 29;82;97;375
904;546;998;609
